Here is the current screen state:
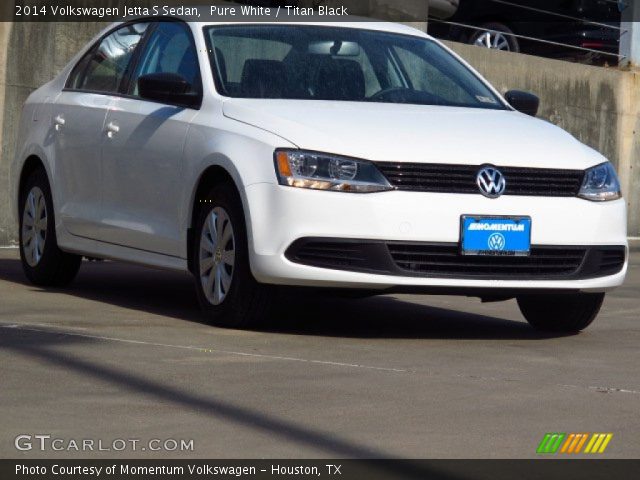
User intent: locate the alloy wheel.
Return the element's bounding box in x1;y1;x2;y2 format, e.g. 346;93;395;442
199;207;236;305
473;31;512;51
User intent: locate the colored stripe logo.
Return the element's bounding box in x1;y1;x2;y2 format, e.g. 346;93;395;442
537;433;612;454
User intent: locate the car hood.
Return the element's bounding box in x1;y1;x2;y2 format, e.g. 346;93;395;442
222;99;604;170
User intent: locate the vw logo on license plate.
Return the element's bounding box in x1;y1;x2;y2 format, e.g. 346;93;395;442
488;232;506;251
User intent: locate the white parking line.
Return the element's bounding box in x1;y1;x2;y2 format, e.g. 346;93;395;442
0;323;408;373
3;323;640;395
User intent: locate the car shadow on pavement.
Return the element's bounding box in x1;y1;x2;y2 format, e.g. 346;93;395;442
265;294;565;340
0;257;569;340
0;328;465;477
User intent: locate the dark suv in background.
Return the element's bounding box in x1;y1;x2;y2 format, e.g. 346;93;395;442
428;0;622;64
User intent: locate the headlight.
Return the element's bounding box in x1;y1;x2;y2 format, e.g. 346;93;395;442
274;150;393;193
578;162;621;201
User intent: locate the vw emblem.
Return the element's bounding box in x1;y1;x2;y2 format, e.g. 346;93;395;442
476;166;506;198
488;233;506;251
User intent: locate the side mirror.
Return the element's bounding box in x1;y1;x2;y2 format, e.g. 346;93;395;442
138;72;200;108
505;90;539;117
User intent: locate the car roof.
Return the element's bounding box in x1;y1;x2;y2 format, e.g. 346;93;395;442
197;21;428;37
115;16;430;39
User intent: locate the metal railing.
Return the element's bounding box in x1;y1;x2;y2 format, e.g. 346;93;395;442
428;19;625;61
488;0;622;30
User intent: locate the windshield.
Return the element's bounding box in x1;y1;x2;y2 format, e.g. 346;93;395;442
204;25;507;109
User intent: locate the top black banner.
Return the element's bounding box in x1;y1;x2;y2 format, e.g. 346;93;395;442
2;0;635;23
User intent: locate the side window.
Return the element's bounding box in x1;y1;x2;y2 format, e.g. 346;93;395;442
75;23;149;93
129;22;201;99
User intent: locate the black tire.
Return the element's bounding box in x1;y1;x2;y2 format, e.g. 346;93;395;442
517;293;605;333
19;168;82;286
193;182;273;328
469;22;520;53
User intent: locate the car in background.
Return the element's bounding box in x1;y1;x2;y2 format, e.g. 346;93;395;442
428;0;621;64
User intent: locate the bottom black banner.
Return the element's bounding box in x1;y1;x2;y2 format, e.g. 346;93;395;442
2;460;639;480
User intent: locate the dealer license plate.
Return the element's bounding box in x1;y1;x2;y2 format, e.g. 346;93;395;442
460;216;531;256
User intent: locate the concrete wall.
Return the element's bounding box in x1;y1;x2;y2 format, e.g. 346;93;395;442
0;23;638;245
0;22;100;245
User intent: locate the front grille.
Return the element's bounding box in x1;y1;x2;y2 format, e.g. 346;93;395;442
376;162;585;197
285;238;626;281
388;244;586;278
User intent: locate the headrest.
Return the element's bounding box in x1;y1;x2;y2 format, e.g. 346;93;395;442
240;59;285;98
315;59;365;101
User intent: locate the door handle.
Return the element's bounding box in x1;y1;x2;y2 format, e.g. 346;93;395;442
106;121;120;138
54;115;65;131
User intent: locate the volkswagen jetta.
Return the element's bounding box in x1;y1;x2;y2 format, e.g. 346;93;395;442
12;18;627;331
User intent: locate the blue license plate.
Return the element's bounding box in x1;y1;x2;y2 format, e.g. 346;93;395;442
461;216;531;256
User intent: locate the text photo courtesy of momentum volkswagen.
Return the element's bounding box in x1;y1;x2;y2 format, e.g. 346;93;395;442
12;17;628;332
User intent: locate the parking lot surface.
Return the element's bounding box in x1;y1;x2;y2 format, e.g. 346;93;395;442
1;248;639;459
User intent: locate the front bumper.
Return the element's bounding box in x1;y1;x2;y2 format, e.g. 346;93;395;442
244;183;628;292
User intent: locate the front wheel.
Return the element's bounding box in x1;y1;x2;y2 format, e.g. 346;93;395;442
517;293;605;333
193;182;273;328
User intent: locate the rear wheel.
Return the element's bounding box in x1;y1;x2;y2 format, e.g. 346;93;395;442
19;169;82;286
517;293;605;333
193;182;273;328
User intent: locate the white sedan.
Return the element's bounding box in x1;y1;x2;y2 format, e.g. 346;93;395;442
12;18;627;331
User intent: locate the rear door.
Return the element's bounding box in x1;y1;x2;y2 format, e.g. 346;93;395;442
53;23;149;239
99;21;202;256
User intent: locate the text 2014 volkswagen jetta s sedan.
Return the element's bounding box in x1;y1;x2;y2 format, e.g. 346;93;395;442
12;19;627;331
